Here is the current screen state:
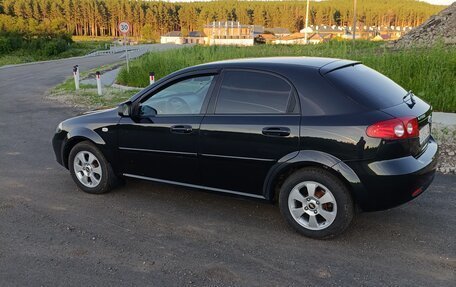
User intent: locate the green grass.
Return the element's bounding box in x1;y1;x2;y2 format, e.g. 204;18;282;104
117;41;456;112
0;41;109;67
50;77;139;109
49;64;139;109
54;78;95;91
62;87;138;108
72;36;116;42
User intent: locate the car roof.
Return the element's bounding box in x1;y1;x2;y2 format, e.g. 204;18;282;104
192;56;355;70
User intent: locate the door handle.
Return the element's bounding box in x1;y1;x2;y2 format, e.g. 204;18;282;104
170;125;193;134
262;127;291;137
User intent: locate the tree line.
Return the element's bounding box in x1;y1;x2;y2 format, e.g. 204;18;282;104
0;0;445;40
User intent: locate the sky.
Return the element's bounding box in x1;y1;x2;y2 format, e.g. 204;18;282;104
420;0;455;4
167;0;455;4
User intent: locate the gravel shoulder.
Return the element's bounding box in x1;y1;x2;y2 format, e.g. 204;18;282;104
433;123;456;174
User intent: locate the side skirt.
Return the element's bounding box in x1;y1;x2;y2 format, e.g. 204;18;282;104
123;173;266;199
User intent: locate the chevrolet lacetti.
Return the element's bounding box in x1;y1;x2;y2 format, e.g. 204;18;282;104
52;57;438;238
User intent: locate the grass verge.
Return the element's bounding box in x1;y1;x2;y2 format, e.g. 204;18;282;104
0;41;109;67
48;69;139;109
117;41;456;112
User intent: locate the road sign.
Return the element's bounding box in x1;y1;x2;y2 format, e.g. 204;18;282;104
119;21;130;34
118;21;130;73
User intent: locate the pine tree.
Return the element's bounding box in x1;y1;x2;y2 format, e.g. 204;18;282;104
0;0;446;38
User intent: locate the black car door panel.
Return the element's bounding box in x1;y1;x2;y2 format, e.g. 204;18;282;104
199;69;300;194
117;73;218;184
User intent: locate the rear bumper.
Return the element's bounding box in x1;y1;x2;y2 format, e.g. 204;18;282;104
347;137;438;211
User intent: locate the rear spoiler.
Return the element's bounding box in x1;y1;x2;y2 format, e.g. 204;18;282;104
319;60;361;75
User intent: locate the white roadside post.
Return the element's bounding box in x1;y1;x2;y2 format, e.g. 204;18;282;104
73;66;79;90
75;65;80;83
118;21;130;73
149;72;155;85
96;71;102;96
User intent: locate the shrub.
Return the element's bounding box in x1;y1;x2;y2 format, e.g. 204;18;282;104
42;38;69;56
0;32;73;56
0;33;24;53
0;36;11;53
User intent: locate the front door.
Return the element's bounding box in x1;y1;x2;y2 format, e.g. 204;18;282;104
118;73;217;184
199;69;301;196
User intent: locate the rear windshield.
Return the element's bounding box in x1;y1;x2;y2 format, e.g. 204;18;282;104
325;64;406;109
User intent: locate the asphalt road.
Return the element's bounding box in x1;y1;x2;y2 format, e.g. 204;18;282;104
0;48;455;287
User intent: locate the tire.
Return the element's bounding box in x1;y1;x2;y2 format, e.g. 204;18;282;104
279;167;354;239
68;141;119;194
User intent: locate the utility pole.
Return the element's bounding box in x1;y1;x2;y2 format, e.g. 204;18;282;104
304;0;310;44
352;0;357;41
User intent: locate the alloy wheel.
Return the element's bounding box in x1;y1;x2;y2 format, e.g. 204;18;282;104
73;151;102;188
288;181;338;230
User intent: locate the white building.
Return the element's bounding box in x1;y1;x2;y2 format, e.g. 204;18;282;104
204;21;255;46
160;31;183;44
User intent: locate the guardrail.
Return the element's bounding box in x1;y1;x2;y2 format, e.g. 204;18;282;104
87;45;145;57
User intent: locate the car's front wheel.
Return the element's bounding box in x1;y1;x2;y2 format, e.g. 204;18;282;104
279;167;354;239
69;141;119;194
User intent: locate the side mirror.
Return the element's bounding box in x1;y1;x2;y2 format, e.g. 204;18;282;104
118;102;131;117
140;105;157;117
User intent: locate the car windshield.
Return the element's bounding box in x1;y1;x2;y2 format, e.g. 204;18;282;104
325;64;406;109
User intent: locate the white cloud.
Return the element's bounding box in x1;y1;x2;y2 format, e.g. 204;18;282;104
167;0;454;3
420;0;455;5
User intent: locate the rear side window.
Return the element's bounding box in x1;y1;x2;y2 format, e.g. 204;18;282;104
325;64;406;109
215;70;292;114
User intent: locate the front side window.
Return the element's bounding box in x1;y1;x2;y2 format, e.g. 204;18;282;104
215;71;292;114
140;75;215;116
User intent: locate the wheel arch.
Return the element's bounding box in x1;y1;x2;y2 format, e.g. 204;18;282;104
62;127;106;169
263;150;362;202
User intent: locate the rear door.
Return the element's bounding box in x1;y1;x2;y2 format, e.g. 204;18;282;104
199;69;301;196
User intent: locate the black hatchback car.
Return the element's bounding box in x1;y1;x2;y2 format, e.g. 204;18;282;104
53;57;438;238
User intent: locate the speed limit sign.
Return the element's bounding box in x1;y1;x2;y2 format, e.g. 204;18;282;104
118;21;130;34
119;21;131;72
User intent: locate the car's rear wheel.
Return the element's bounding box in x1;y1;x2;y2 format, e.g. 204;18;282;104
69;141;119;194
279;167;354;239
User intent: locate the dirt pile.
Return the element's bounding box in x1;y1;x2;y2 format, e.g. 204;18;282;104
393;2;456;48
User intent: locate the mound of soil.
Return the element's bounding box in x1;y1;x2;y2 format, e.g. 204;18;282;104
393;2;456;48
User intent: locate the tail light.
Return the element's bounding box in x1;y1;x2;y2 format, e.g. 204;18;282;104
367;117;419;139
412;187;424;197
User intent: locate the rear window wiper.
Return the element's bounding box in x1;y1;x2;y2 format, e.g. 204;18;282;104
403;90;416;104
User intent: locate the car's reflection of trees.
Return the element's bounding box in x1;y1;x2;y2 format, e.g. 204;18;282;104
356;137;366;159
302;136;375;161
